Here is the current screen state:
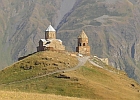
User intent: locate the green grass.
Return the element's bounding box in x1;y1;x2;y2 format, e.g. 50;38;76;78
0;54;140;100
0;90;89;100
0;73;101;99
0;51;78;84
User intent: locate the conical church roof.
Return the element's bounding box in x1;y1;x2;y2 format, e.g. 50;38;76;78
78;30;88;38
45;25;56;32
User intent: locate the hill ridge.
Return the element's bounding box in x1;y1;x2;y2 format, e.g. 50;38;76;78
1;55;89;85
0;51;140;100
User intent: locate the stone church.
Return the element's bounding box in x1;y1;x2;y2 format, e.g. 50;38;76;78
76;30;90;55
37;25;65;51
37;25;90;56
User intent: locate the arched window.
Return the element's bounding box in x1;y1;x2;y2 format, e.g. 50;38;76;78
83;43;86;46
79;43;82;46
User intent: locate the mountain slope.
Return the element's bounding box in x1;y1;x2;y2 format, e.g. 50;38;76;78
0;51;140;100
56;0;140;83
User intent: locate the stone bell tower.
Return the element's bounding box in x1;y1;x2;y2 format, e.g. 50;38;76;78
45;25;56;39
76;30;90;55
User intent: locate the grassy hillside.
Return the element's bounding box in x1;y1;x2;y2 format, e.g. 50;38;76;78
0;91;89;100
1;0;140;92
0;51;78;84
0;51;140;100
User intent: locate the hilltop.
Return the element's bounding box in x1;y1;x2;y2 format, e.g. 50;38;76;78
0;51;140;100
0;51;78;84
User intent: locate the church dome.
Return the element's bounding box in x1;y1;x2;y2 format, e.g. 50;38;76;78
45;25;56;32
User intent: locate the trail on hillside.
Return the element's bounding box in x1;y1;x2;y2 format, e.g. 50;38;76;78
0;55;120;85
0;56;89;85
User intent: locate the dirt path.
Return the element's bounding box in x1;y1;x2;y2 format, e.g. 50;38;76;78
88;59;103;68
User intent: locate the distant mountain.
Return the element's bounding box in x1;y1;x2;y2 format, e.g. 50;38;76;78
0;51;140;100
1;0;140;83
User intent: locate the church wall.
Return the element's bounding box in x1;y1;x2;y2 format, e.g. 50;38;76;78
78;38;88;43
45;31;56;39
76;46;90;55
78;38;88;46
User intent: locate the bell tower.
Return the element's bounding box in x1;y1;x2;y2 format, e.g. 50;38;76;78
45;25;56;39
76;30;90;55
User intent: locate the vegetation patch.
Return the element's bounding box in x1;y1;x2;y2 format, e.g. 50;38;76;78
0;51;78;84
